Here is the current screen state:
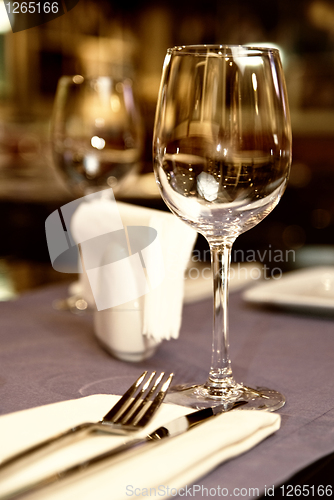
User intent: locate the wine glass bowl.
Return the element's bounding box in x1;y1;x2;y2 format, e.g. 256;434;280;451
153;45;292;410
51;75;143;196
155;46;291;241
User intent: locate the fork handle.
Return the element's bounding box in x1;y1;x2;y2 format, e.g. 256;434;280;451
0;422;94;471
0;435;156;500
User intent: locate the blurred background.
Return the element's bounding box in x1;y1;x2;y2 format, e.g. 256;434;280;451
0;0;333;298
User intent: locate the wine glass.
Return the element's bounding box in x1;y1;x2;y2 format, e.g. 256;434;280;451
153;45;292;410
50;75;144;312
51;75;143;197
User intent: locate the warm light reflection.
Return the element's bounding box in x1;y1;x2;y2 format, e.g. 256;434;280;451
72;75;84;85
111;95;121;112
83;154;99;175
252;73;258;91
308;0;334;33
197;172;219;202
91;136;106;150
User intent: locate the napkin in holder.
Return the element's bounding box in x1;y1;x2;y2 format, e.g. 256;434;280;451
71;190;197;361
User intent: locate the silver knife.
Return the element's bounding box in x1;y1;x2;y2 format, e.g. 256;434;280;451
1;400;247;500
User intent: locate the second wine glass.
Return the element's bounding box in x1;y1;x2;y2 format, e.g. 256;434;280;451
50;75;144;312
51;75;143;197
153;45;292;410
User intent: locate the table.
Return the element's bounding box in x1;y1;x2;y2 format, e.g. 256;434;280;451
0;282;334;499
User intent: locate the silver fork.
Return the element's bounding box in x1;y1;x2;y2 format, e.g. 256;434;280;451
0;371;173;471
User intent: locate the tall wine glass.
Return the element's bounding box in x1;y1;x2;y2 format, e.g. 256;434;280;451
51;75;143;197
153;45;292;410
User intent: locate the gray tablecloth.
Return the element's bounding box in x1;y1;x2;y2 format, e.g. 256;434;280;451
1;283;334;498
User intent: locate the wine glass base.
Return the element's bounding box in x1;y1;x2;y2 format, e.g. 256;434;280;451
165;383;285;411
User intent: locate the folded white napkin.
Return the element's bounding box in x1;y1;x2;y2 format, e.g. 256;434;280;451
0;395;280;500
70;190;197;342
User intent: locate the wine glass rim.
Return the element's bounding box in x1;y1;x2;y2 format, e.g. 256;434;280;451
167;44;280;56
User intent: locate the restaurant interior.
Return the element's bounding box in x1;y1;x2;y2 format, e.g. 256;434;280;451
0;0;333;298
0;1;334;498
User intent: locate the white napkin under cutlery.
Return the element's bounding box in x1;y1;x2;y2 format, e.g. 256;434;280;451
0;395;281;500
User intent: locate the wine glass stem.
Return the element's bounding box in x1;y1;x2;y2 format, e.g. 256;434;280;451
206;239;237;392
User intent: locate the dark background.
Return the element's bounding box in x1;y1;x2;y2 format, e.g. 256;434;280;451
0;0;333;293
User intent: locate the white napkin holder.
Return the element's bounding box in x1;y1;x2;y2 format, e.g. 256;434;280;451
71;191;197;362
94;295;160;362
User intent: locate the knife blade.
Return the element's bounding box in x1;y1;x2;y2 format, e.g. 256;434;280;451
2;400;247;500
145;399;247;440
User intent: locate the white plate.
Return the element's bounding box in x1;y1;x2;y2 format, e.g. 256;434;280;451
243;266;334;314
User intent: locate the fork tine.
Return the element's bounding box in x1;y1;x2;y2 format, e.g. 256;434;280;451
134;372;174;427
115;372;158;424
129;372;165;422
103;371;147;422
120;372;164;425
